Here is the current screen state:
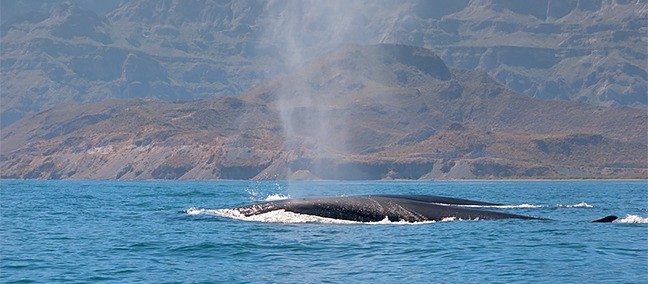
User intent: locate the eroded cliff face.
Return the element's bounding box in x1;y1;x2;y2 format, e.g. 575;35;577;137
0;97;282;180
2;44;645;180
1;0;646;129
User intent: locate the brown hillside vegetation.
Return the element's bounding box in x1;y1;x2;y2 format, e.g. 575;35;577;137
1;44;646;180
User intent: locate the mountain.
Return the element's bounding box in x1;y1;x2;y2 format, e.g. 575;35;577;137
1;44;645;180
0;0;266;128
0;97;282;179
1;0;646;129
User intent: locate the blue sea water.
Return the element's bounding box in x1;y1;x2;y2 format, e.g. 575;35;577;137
1;180;647;283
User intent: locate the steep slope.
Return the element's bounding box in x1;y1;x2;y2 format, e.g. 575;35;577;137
245;44;647;179
0;97;282;179
1;44;645;180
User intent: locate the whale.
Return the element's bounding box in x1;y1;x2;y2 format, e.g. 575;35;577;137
231;194;618;223
232;194;544;222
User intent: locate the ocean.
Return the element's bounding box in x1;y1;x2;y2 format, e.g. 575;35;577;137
1;180;647;283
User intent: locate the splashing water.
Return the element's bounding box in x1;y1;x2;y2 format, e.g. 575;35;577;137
185;207;217;216
214;208;361;224
457;203;542;209
246;183;286;202
555;202;594;208
617;215;648;224
265;194;290;201
189;207;480;225
461;202;595;209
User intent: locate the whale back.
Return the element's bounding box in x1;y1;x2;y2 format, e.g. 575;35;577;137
233;195;541;222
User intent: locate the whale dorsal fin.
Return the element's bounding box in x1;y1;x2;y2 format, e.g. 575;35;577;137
592;215;618;223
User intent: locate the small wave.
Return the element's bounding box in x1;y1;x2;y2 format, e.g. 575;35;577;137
555;202;593;208
371;217;438;225
185;207;220;216
439;216;479;222
456;204;542;209
617;214;648;224
265;194;290;201
458;202;596;209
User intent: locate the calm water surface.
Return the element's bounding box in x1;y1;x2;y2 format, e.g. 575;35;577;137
1;180;647;283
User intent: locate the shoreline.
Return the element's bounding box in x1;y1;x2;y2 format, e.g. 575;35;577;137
1;178;646;182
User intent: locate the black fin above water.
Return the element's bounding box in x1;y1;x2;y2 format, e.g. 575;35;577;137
592;215;618;223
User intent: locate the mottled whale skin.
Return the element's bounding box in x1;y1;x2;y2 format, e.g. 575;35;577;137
232;194;544;222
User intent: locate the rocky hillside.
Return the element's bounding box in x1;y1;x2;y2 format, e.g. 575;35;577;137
1;0;646;128
0;97;282;179
1;44;645;180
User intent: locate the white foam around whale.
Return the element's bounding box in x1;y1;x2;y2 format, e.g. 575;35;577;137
186;208;454;224
617;214;648;224
216;208;361;224
455;203;541;209
264;194;290;201
457;202;595;209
